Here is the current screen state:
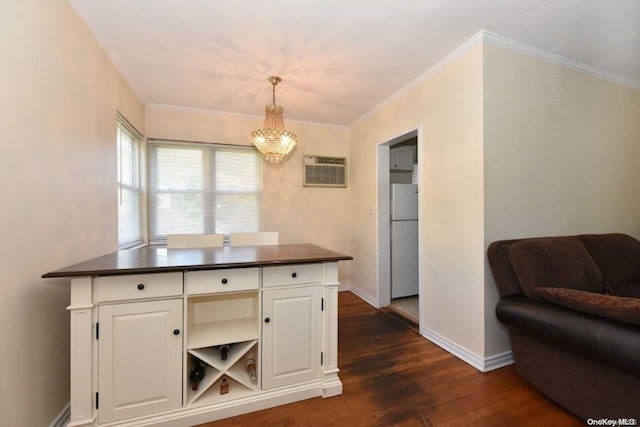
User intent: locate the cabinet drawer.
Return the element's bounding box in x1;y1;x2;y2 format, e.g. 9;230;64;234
95;272;183;303
262;263;323;287
186;268;259;295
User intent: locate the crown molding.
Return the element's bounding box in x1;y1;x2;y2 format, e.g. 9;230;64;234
482;30;640;91
349;30;486;128
145;103;348;130
350;29;640;128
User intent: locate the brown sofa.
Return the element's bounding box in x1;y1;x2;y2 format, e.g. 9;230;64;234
488;233;640;420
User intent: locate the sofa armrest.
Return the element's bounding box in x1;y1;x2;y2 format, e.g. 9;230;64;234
497;296;640;377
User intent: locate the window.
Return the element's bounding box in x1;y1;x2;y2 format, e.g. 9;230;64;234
117;116;143;248
148;140;263;243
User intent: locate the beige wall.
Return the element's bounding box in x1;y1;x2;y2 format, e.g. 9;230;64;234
349;44;486;356
0;0;145;424
349;40;640;363
145;106;351;286
483;44;640;355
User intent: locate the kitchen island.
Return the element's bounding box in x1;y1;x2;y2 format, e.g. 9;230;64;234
43;244;352;427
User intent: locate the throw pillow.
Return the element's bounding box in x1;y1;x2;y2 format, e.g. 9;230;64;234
536;287;640;326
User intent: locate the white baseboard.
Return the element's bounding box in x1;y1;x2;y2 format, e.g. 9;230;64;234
421;327;485;371
50;402;70;427
106;379;330;427
349;287;378;308
347;290;515;371
420;326;513;372
338;282;350;292
53;381;343;427
483;350;514;371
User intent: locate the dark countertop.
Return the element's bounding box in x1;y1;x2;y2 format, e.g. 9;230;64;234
42;243;353;278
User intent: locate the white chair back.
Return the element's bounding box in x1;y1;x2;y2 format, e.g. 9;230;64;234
166;234;224;249
229;232;279;247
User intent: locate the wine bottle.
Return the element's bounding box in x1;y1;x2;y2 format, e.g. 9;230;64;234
220;377;229;395
245;357;257;384
219;344;230;361
190;359;206;391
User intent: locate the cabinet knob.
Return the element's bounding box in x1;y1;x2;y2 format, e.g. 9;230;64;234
221;278;228;284
137;284;145;290
173;329;180;335
291;272;297;278
264;317;270;323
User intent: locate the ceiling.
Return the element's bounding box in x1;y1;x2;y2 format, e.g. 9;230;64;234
69;0;640;125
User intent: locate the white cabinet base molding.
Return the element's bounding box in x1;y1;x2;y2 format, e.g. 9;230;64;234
44;244;352;427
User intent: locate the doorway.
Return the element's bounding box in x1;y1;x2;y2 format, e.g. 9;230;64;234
376;127;422;328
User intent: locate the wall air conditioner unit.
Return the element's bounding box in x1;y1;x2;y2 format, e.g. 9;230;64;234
303;155;347;188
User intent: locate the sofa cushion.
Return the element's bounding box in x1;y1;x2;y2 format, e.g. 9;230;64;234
487;240;525;297
578;234;640;293
536;287;640;326
509;237;603;299
496;296;640;379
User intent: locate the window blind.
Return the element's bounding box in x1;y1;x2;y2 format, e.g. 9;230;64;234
117;116;143;248
148;140;263;243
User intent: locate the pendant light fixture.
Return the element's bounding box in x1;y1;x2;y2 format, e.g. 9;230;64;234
250;76;298;164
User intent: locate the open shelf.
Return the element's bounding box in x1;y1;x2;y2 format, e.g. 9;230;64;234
187;358;223;405
187;341;259;405
190;376;256;406
226;348;259;391
189;340;257;371
185;291;260;406
187;292;259;350
188;319;258;349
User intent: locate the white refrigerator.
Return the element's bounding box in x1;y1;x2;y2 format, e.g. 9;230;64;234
391;184;419;299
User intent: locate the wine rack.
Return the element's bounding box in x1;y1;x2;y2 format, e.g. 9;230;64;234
186;292;260;406
187;340;259;405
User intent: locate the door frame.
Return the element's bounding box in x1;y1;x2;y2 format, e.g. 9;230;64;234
375;125;423;329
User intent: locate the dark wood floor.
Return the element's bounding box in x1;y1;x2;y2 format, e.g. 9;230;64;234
199;292;581;426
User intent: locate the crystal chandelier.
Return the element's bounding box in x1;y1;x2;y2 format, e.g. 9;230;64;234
250;76;298;164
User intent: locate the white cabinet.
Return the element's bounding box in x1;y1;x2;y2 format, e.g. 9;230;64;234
59;254;346;427
390;146;415;171
262;286;322;389
97;299;183;423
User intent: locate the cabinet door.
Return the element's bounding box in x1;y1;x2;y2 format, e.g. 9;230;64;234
390;147;414;170
98;299;183;423
262;286;322;389
390;149;399;169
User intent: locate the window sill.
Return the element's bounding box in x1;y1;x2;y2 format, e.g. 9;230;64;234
118;241;148;251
